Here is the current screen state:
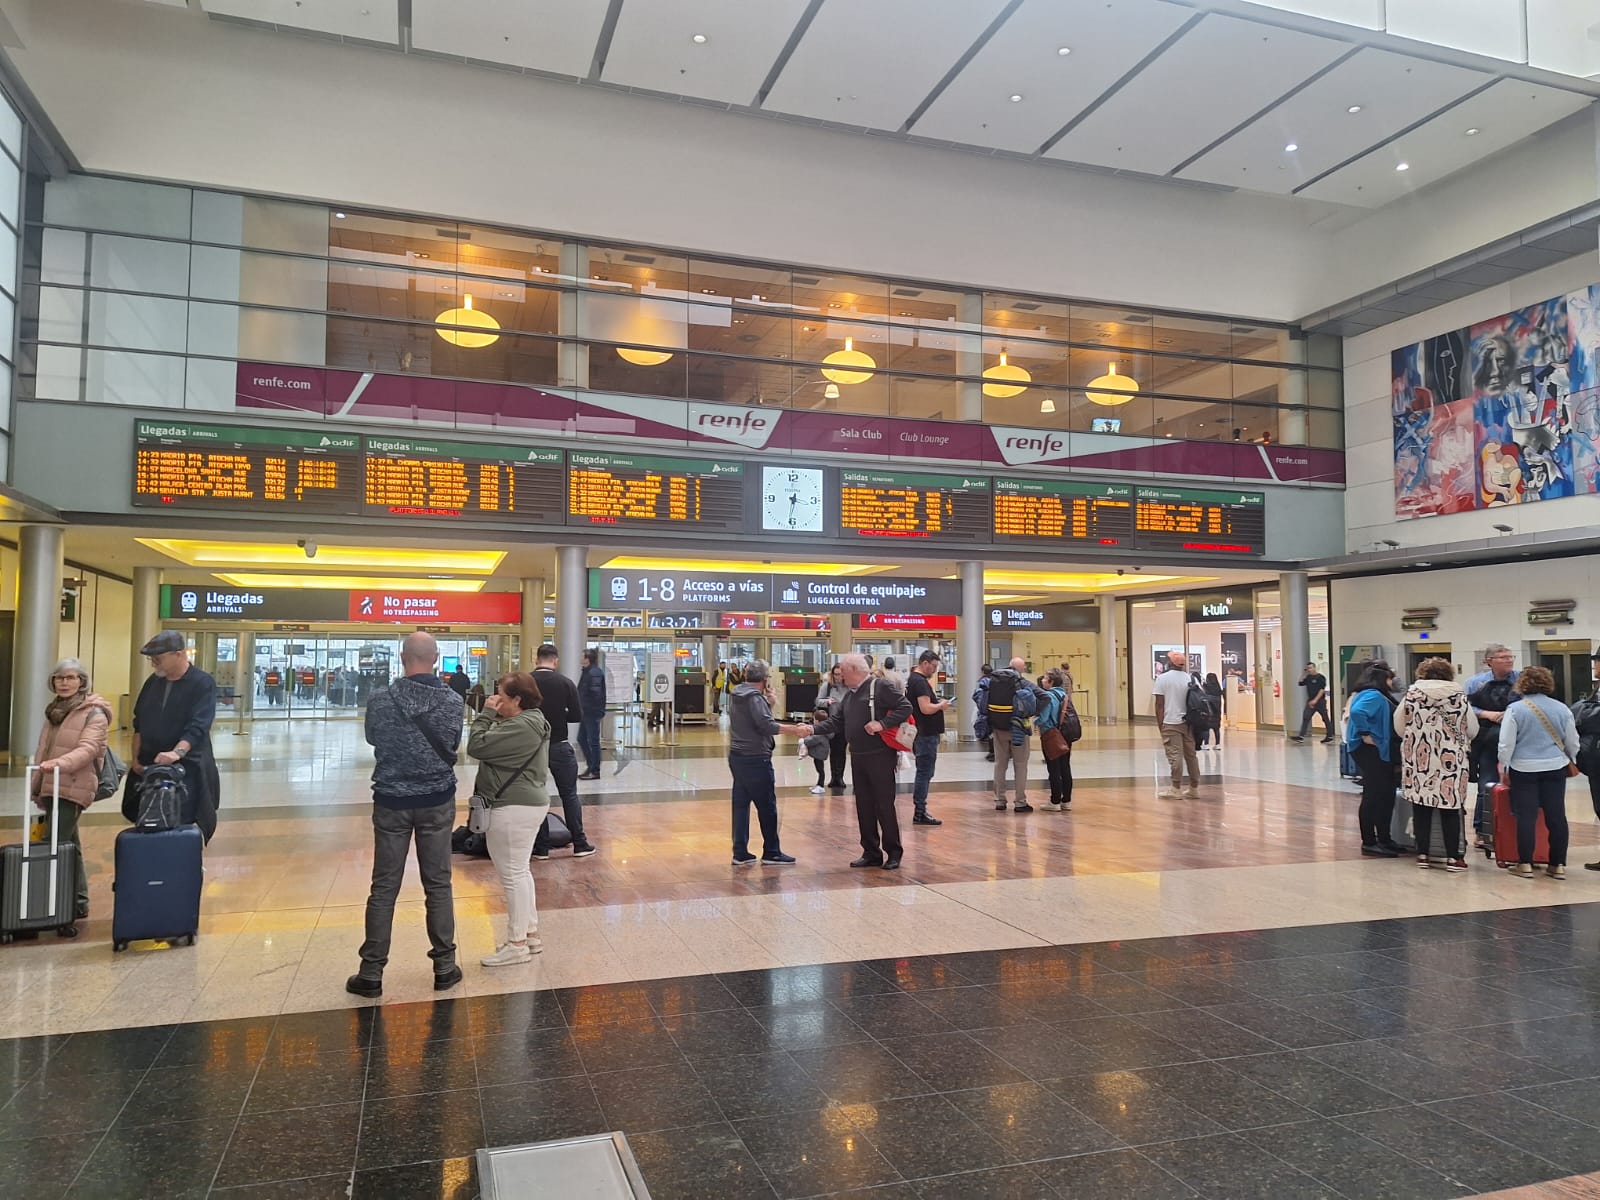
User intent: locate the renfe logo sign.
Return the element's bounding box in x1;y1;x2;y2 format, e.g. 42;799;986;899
687;403;778;450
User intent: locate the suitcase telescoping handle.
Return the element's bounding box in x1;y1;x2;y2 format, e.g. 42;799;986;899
20;762;62;922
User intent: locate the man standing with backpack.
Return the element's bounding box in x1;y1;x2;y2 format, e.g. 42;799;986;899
1153;650;1202;799
984;657;1037;813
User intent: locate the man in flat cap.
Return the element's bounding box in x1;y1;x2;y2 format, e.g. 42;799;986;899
123;631;220;839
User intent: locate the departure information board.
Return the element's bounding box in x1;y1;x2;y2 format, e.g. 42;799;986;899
567;451;745;530
992;480;1135;547
839;469;991;544
1134;487;1266;555
364;436;564;522
133;421;362;514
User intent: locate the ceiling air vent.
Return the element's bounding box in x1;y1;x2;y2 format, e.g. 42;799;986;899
622;253;656;265
793;275;822;286
1122;314;1152;323
1229;325;1257;334
435;229;472;240
891;287;923;297
1012;301;1041;311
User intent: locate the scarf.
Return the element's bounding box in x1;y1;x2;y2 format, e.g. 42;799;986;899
45;691;88;727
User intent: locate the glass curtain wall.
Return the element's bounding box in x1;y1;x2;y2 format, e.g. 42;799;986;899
22;176;1344;450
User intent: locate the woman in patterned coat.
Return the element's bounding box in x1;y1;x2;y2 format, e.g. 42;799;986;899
1394;657;1478;871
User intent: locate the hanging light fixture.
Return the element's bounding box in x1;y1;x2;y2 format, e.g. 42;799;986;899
1040;396;1056;414
1086;360;1137;406
824;383;841;400
821;336;876;385
435;294;500;348
616;345;673;366
982;351;1031;398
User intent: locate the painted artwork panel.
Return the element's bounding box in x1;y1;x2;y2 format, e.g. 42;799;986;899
1395;395;1476;518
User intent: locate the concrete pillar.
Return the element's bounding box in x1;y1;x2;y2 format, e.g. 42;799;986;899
11;524;64;758
1098;594;1120;724
555;546;586;679
557;242;590;389
959;561;983;741
487;634;508;680
128;565;161;725
1278;332;1308;446
829;613;851;658
236;629;254;716
519;577;546;670
700;633;717;672
957;293;983;422
1281;570;1311;738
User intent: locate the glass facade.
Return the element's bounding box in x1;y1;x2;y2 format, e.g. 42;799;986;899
21;176;1343;450
0;89;24;480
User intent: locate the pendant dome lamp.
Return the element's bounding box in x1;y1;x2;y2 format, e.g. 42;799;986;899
1086;360;1137;406
821;336;877;385
981;351;1031;398
616;345;674;366
435;294;500;348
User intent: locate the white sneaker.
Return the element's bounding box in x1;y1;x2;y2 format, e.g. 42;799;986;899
481;942;534;967
809;785;825;795
1159;789;1181;800
524;934;545;953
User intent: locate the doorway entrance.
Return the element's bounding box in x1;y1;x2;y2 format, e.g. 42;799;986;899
1536;640;1592;705
1405;642;1453;683
246;635;489;719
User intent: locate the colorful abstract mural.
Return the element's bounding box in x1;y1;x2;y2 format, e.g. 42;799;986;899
1393;283;1600;519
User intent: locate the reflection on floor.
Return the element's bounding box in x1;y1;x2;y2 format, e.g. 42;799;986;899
4;909;1600;1199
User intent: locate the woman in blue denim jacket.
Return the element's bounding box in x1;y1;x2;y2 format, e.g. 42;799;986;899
1345;661;1402;856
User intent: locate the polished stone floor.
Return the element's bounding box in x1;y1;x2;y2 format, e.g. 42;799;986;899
4;907;1600;1198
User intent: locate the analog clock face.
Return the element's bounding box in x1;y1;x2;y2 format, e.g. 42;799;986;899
761;466;825;532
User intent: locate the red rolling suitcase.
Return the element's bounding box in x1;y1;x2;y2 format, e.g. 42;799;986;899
1491;777;1549;867
0;765;80;942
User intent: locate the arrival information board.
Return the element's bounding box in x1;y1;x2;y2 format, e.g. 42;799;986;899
364;436;564;522
839;469;991;544
133;421;363;514
567;451;745;530
992;480;1136;547
1134;487;1266;555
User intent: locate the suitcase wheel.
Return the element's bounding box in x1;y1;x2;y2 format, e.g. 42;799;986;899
0;934;11;946
56;925;77;939
112;940;128;953
183;934;196;947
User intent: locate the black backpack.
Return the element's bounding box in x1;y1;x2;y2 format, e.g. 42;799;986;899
985;670;1037;732
1471;677;1516;748
134;764;189;832
1185;677;1217;729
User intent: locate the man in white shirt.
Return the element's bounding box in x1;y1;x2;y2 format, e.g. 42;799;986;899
1153;650;1200;800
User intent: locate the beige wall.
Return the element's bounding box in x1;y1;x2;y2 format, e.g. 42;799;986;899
1008;631;1099;721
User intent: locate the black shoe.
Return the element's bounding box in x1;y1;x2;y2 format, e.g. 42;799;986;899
532;848;550;860
733;853;758;867
761;852;797;865
578;771;600;780
985;754;995;762
73;908;89;921
828;781;845;791
883;859;901;871
1290;735;1305;742
1321;738;1334;744
1013;803;1035;814
912;813;942;826
571;843;598;858
850;856;884;868
434;965;463;991
1585;861;1600;872
346;974;382;998
995;800;1008;811
1361;844;1399;858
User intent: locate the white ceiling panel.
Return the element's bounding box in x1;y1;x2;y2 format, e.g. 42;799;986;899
1178;48;1489;193
1297;79;1593;207
1046;13;1348;176
1386;0;1527;63
602;0;810;106
1239;1;1384;25
203;0;399;43
761;0;1009;130
411;0;605;78
911;0;1192;153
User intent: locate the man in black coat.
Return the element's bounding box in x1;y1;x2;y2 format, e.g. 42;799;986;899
812;654;912;870
124;631;220;841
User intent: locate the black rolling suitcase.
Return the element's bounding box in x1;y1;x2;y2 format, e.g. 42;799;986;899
0;765;80;943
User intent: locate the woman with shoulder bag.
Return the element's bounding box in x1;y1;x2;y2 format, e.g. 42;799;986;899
31;659;114;922
1498;666;1579;880
1394;657;1477;871
467;671;552;966
1036;668;1074;812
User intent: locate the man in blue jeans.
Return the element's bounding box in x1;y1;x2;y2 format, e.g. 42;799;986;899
726;660;812;866
906;650;950;826
1465;643;1519;846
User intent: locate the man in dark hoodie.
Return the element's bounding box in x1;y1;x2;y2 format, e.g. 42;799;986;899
727;660;812;866
348;632;464;998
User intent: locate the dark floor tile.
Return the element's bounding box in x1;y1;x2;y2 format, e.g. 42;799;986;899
1042;1070;1225;1146
555;981;659;1027
0;1035;50;1096
1073;972;1189;1015
65;1115;236;1199
368;998;475;1048
1511;1075;1600;1128
848;1093;1014;1180
1461;1015;1600;1072
470;1025;585;1087
213;1101;362;1189
245;1046;368;1113
1050;1014;1199;1070
116;1061;257;1127
356;1087;485;1170
694;1050;830;1119
1377;1030;1554;1091
1224;1051;1404;1117
1130;1007;1282;1060
986;979;1114;1024
881;1030;1029;1093
1073;941;1169;973
0;1066;146;1139
267;1007;375;1053
1196;1000;1354;1050
350;1156;477;1200
1235;1119;1468;1199
0;1130;100;1200
832;992;956;1040
796;959;907;1001
1338;1105;1571;1193
908;984;1042;1031
746;1001;872;1052
968;1024;1104;1080
663;1006;775;1059
366;1037;479;1099
910;1163;1055;1199
628;1119;774;1200
465;988;567;1037
1029;1148;1199;1198
790;1040;935;1105
1132;965;1261;1009
924;948;1037;984
717;966;831;1009
1428;1091;1600;1174
1140;1131;1333;1199
44;1025;175;1075
1309;1039;1511;1104
640;973;742;1018
1137;1059;1313;1130
154;1017;275;1070
480;1074;606;1146
589;1061;725;1133
211;1177;350;1199
945;1080;1122;1161
734;1107;902;1198
1281;992;1419;1040
1489;967;1600;1018
865;954;977;992
1226;955;1381;1000
829;1186;918;1200
570;1015;687;1074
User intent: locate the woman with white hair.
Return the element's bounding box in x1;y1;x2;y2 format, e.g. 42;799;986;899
31;659;113;921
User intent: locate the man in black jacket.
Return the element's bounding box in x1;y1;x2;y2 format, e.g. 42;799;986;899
813;654;912;870
531;644;597;858
577;648;606;779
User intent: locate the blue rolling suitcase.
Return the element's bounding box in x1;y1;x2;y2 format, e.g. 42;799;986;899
112;826;203;952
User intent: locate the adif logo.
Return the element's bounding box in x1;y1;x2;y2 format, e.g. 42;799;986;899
180;591;199;614
689;404;776;449
993;428;1068;466
319;436;332;447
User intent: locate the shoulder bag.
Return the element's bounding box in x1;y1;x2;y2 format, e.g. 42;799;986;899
405;709;458;767
870;682;916;753
1040;688;1071;762
469;740;544;835
1525;701;1580;778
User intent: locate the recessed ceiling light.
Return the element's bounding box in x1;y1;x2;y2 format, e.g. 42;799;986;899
1395;161;1410;171
1465;127;1480;135
1056;46;1071;56
700;287;716;294
827;302;842;308
1284;142;1298;153
334;211;346;219
691;33;707;44
1009;94;1024;103
1347;104;1362;114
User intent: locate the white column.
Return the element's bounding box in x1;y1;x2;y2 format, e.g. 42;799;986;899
557;242;589;389
957;293;983;422
959;561;984;741
830;614;851;658
1280;570;1311;738
555;547;586;678
520;577;546;670
1278;332;1308;445
11;525;64;758
236;629;254;717
487;634;508;679
1098;593;1120;724
128;565;161;724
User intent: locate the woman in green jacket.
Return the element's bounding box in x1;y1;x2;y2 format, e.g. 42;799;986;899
468;671;552;967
